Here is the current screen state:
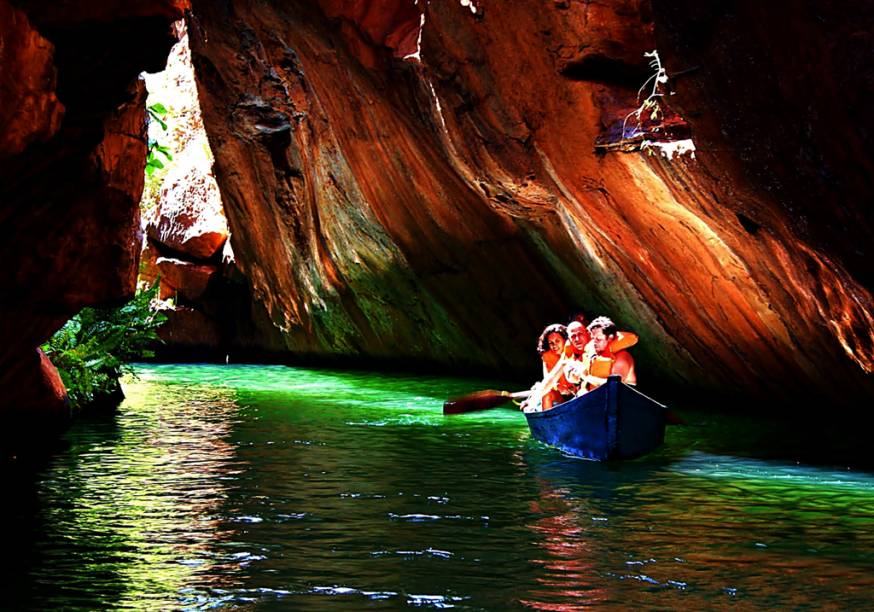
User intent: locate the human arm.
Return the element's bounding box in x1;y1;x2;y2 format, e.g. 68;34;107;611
535;351;580;403
611;351;636;385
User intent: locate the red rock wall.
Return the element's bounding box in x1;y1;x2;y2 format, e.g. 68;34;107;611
187;0;575;371
187;0;873;403
0;0;185;446
0;1;63;159
652;0;874;380
2;0;872;422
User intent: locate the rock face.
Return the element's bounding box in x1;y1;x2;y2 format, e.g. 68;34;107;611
2;0;873;424
0;348;70;454
652;0;874;380
185;0;873;404
145;169;228;260
0;1;63;159
143;26;229;261
0;0;185;447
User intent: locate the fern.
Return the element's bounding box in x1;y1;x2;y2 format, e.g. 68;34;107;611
42;281;167;410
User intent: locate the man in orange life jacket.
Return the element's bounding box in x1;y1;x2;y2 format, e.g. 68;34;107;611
565;316;637;392
560;320;590;394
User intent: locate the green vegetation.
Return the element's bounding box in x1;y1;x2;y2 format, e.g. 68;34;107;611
621;50;668;145
146;103;174;175
42;282;167;410
142;102;174;214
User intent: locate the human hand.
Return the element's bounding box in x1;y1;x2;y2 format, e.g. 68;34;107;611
556;382;574;396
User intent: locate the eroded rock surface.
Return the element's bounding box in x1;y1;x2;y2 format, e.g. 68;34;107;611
0;1;63;159
138;25;234;353
143;26;229;261
145;166;228;260
2;0;873;433
0;0;185;448
185;0;873;403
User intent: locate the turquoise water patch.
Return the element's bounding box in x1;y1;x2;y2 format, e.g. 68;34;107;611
6;364;874;609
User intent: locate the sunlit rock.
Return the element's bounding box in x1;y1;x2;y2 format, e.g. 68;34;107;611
183;0;874;405
142;24;228;261
155;256;217;302
145;162;228;260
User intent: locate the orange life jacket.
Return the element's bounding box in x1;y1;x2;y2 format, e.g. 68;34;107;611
609;331;638;352
585;331;639;387
542;350;561;371
542;346;573;395
589;355;615;379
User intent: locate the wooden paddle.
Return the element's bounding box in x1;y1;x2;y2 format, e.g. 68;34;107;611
443;389;531;415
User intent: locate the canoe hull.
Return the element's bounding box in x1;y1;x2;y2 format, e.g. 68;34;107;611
524;376;666;460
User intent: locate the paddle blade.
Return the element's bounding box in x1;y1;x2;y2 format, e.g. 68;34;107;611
443;389;511;415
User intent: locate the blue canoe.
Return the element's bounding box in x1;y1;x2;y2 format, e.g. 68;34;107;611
525;376;667;460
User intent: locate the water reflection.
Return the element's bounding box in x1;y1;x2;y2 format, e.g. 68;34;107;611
516;448;874;608
522;480;608;610
7;364;874;609
28;378;243;609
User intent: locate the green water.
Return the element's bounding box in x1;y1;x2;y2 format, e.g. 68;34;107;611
6;364;874;609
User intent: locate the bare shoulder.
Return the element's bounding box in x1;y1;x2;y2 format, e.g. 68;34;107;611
613;350;635;365
611;350;635;384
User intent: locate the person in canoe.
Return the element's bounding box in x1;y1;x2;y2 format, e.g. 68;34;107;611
566;316;637;392
522;320;588;412
534;324;575;410
523;316;639;411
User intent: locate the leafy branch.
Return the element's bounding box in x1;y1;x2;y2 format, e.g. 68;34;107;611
621;50;669;144
146;103;173;176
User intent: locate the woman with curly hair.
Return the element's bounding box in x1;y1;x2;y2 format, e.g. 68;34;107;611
535;323;574;410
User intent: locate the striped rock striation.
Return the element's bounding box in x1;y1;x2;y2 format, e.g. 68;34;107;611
186;0;874;404
2;0;873;442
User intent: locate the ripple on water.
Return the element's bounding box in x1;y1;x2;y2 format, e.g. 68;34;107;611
9;364;874;610
370;548;454;559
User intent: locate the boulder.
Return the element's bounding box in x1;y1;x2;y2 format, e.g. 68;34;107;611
0;348;70;453
139;239;161;287
145;146;228;260
155;256;217;301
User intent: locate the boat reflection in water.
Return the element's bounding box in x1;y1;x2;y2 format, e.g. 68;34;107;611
522;480;610;610
514;446;680;609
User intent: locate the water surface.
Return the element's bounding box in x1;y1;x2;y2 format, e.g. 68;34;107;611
7;364;874;609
